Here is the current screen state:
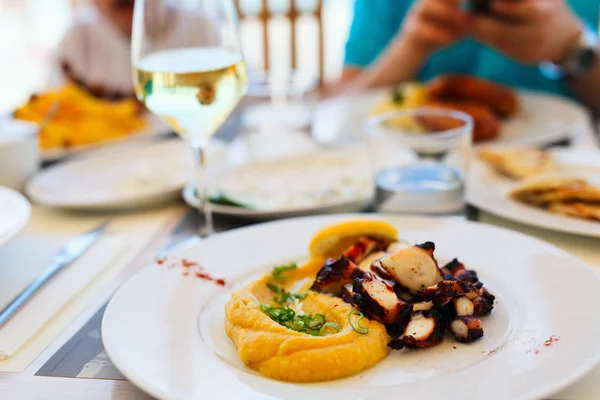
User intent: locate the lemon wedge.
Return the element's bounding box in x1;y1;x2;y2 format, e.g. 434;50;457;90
308;220;399;259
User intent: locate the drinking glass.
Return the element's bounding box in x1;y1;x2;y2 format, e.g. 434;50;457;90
366;108;473;214
132;0;248;236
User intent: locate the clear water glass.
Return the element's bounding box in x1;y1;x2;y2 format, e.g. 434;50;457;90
366;108;473;214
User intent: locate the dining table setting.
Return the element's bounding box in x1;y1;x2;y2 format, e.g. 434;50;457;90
2;2;600;400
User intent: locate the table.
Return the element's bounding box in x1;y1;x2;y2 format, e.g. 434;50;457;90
1;126;599;400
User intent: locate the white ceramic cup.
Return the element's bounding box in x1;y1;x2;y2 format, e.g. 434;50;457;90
0;118;40;192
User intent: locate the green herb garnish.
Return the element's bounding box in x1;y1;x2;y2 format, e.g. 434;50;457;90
260;304;341;336
348;310;369;334
392;87;405;104
318;322;341;336
266;282;307;304
270;263;297;281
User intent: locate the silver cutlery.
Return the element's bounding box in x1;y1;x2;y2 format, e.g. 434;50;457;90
0;221;110;330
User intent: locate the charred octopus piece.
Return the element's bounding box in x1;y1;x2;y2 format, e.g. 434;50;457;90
453;296;475;316
310;257;364;296
388;310;445;350
341;283;355;304
357;251;388;272
472;287;495;316
352;273;413;325
380;242;444;294
412;301;434;312
342;236;388;265
442;259;479;283
449;316;484;343
370;261;395;281
418;280;479;306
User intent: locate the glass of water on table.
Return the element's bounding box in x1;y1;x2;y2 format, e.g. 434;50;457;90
366;108;473;214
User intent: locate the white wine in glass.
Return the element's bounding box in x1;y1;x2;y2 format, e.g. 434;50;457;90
132;0;248;236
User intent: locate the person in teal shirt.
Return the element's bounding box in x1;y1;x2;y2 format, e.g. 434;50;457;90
341;0;600;112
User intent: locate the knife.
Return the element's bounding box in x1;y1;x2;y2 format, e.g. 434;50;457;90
0;221;109;330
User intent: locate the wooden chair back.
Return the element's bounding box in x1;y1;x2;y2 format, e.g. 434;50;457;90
234;0;324;86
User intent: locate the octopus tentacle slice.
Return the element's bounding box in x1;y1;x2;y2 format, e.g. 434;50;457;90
310;257;364;296
448;316;484;343
388;310;446;350
380;242;444;294
352;273;413;325
342;236;389;265
442;259;480;283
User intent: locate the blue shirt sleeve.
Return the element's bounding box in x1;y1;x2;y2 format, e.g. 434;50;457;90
344;0;404;68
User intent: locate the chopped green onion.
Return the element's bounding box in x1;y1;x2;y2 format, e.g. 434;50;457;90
266;282;307;304
291;320;305;331
271;263;297;281
392;87;405;104
306;314;325;330
319;322;341;336
348;310;369;334
260;304;340;337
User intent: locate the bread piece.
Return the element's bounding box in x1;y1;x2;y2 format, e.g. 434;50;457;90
478;148;555;180
548;202;600;222
510;176;590;206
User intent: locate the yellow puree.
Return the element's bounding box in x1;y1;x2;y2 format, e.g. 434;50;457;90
224;258;390;383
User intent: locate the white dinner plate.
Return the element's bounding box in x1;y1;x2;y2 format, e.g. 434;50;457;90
39;113;171;162
183;148;373;220
102;214;600;400
0;186;31;246
183;183;372;220
467;149;600;238
27;138;195;210
313;89;586;147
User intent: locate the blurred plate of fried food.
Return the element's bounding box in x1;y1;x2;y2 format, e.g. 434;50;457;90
314;74;588;147
467;147;600;238
13;83;170;161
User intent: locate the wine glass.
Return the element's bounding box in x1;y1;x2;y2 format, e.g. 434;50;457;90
132;0;248;237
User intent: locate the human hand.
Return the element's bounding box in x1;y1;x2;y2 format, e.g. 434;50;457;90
399;0;469;56
469;0;582;64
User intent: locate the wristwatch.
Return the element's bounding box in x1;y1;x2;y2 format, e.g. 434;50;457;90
540;25;600;81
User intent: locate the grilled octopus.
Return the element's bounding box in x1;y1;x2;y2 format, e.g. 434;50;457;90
310;257;364;296
352;273;413;325
388;310;446;350
309;236;494;350
380;242;444;294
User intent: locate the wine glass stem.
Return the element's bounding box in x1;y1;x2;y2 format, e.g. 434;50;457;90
192;145;213;238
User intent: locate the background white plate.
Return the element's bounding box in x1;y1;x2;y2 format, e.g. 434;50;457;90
467;149;600;238
182;147;373;220
39;113;171;162
313;90;586;147
102;214;600;400
0;186;31;246
27;138;194;210
183;182;371;220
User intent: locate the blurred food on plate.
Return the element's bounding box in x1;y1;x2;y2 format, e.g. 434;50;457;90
14;83;147;150
478;148;556;180
510;176;600;222
371;74;519;142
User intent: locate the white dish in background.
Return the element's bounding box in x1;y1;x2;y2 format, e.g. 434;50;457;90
0;186;31;246
39;113;171;162
102;214;600;400
183;148;373;220
313;89;585;147
27;138;195;211
467;149;600;238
